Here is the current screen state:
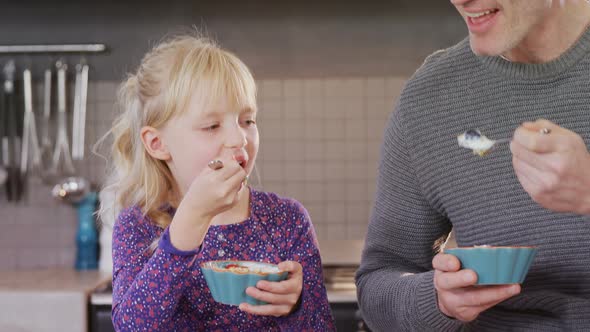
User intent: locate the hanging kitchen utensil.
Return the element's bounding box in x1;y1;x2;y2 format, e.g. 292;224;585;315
0;166;5;189
3;60;23;201
72;63;82;162
49;60;75;179
40;68;53;178
51;175;90;203
0;76;6;187
20;68;42;181
53;60;90;204
78;63;88;161
72;62;89;162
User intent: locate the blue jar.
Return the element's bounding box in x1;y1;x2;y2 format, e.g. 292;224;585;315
75;192;98;270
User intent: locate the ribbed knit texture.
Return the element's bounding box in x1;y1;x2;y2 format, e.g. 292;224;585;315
356;27;590;332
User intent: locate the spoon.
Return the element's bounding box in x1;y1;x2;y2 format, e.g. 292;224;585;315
208;159;249;185
457;129;510;156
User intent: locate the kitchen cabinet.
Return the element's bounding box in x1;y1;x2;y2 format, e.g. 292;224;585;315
89;303;115;332
0;269;111;332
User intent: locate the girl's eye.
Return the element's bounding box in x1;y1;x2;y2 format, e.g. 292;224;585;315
243;119;256;126
203;124;220;131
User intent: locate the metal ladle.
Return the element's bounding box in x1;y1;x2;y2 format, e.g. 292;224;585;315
51;176;90;204
52;61;91;204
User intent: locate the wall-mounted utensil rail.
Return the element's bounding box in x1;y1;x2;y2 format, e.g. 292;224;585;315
0;44;106;54
1;44;104;203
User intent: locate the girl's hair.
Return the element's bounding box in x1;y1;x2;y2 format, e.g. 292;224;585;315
97;34;257;228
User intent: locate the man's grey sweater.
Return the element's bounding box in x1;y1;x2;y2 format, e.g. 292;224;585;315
356;27;590;332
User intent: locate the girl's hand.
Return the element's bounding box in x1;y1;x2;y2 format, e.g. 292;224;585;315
169;157;247;251
182;157;247;220
239;261;304;317
433;253;521;322
511;119;590;215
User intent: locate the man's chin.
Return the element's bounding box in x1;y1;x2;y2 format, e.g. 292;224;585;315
469;38;504;57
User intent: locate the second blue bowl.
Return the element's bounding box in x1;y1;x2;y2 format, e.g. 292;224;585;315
444;246;537;285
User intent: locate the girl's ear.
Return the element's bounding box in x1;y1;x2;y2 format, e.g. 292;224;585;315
140;126;171;161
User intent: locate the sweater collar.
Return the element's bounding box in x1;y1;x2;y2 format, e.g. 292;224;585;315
478;24;590;80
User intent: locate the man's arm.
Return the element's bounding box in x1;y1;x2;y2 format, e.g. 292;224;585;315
356;106;462;332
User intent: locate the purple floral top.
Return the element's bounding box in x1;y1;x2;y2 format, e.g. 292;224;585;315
111;189;336;331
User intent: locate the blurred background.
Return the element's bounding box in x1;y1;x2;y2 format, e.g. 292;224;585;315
0;1;466;331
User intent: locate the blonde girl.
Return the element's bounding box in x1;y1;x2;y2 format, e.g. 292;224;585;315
100;35;335;331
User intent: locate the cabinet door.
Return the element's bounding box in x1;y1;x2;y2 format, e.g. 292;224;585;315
89;305;115;332
330;302;371;332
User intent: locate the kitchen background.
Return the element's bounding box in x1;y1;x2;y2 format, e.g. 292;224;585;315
0;0;467;271
0;1;471;331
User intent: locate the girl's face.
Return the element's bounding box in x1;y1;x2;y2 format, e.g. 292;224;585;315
160;95;259;195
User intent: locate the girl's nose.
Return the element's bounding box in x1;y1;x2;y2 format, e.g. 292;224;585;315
224;125;248;148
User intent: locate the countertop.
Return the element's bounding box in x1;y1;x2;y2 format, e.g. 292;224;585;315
90;285;358;305
0;240;363;331
0;268;112;292
0;269;111;332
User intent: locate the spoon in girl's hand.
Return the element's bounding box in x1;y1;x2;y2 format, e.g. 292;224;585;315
457;129;511;156
208;159;249;186
208;159;224;170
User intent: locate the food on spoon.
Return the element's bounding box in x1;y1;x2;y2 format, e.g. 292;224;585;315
457;129;496;156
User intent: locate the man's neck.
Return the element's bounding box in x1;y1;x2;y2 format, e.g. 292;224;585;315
503;2;590;63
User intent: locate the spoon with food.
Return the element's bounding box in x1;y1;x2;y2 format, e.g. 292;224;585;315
457;129;510;156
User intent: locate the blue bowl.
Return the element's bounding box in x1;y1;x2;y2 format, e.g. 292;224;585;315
444;246;537;285
200;260;288;306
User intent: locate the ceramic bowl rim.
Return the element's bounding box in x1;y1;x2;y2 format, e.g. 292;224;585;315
200;260;285;277
445;245;538;250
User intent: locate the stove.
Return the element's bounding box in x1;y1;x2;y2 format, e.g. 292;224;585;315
323;265;357;291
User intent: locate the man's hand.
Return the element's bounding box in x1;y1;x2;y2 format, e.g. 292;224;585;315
511;119;590;215
433;253;521;322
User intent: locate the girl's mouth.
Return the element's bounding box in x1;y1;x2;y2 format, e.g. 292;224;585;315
234;155;248;169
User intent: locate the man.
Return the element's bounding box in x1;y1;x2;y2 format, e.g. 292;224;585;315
356;0;590;331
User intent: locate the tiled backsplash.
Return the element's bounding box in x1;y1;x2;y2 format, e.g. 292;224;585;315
0;77;405;270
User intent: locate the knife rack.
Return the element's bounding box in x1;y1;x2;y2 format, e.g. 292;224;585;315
0;44;107;54
0;44;106;202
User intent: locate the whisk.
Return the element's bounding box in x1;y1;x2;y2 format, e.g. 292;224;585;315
20;68;42;179
49;60;75;177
